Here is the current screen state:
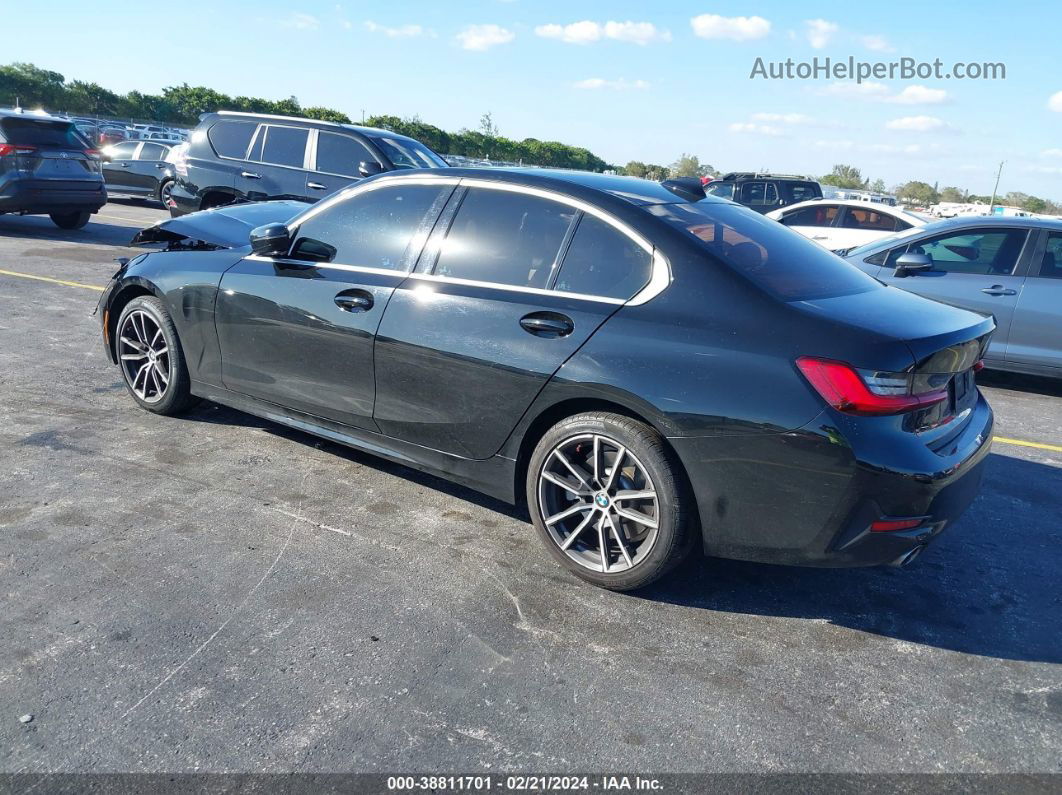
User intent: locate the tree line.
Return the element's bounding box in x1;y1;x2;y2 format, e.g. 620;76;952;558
0;63;606;171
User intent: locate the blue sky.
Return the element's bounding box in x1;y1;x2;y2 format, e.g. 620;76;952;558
8;1;1062;198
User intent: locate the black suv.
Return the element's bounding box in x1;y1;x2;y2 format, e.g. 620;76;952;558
0;109;107;229
168;111;448;216
704;172;822;214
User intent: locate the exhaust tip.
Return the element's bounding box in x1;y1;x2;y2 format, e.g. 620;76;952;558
892;546;925;568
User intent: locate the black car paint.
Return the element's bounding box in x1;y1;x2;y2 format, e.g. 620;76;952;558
101;142;175;200
168;112;446;216
101;168;994;569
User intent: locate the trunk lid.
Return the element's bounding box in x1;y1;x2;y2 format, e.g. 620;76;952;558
0;115;102;182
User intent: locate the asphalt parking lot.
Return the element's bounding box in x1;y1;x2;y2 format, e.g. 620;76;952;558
0;201;1060;774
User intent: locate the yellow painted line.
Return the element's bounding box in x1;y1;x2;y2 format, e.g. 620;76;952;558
96;212;154;223
0;268;104;292
994;436;1062;453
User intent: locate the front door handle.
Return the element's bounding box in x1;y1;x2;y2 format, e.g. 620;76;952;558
334;290;374;312
119;162;130;168
519;312;574;338
241;170;262;179
307;181;327;190
155;163;166;169
981;285;1017;296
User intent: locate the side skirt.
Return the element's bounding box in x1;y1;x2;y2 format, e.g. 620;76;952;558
191;381;518;505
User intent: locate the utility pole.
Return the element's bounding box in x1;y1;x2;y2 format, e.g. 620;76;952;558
988;160;1005;214
360;109;366;124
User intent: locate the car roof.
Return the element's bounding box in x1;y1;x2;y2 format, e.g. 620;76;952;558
0;108;73;124
373;166;730;207
206;111;427;147
911;215;1062;231
769;198;927;220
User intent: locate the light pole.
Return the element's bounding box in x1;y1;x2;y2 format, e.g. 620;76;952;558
988;160;1005;214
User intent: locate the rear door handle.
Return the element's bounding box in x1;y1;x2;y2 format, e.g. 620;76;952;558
519;312;574;338
241;171;261;179
307;181;327;190
334;290;374;312
980;285;1017;296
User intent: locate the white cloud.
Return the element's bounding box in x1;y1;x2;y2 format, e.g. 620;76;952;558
1048;91;1062;112
535;20;669;45
805;19;838;49
812;139;922;155
729;122;784;136
889;85;949;105
455;24;514;51
860;34;894;52
281;13;319;30
690;14;770;42
750;112;816;125
573;78;650;90
1042;148;1062;157
885;115;948;132
364;21;428;38
819;82;948;105
603;20;671;45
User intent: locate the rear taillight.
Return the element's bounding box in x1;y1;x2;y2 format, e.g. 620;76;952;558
84;149;101;159
796;357;949;416
973;360;985;372
0;144;36;157
870;518;925;533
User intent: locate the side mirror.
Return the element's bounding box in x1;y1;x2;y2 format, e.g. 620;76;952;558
358;161;385;178
249;223;291;257
894;251;932;277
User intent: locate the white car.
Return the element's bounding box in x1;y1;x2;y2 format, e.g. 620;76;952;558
766;199;928;252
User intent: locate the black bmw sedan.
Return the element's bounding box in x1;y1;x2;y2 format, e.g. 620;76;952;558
98;168;994;590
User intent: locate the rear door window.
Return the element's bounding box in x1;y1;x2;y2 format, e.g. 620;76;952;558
207;120;256;159
434;188;575;288
257;125;309;168
786;182;820;203
704;182;734;200
107;141;139;160
315;132;378;176
781;204;839;227
841;207;902;232
137;143;166;161
553;214;652;299
1039;232;1062;279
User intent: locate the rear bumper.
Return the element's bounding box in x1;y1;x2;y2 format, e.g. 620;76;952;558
168;182;199;216
670;392;994;568
0;179;106;214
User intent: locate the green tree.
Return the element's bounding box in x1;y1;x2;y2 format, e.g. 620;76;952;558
819;164;865;190
623;161;648;178
869;178;887;193
896;181;940;206
939;186;965;203
669;153;716;179
302;106;351;124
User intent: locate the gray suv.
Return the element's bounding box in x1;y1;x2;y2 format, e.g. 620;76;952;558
0;109;107;229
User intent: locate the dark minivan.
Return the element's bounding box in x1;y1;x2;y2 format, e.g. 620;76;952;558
705;172;822;214
0;109;107;229
167;111;448;216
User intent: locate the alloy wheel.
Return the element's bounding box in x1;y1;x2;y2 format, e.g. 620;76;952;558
118;309;170;403
537;433;660;573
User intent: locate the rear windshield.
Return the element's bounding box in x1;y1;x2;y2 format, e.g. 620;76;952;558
649;201;881;301
0;117;89;149
370;136;448;169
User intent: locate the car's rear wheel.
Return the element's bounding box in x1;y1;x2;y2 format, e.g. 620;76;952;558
49;211;90;229
115;296;197;415
157;179;174;208
527;412;694;591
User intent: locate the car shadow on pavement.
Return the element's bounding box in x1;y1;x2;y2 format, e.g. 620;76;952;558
640;452;1062;665
0;215;143;248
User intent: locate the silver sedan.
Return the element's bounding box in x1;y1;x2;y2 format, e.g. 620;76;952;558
843;216;1062;378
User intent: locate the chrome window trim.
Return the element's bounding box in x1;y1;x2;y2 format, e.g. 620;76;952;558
244;255;409;278
280;174;673;306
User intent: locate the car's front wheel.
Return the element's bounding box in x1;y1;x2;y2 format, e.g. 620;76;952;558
527;412;694;591
115;296;197;415
49;211;90;229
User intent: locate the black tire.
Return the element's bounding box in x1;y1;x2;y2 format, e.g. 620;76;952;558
115;296;198;416
526;412;694;591
157;179;174;208
49;211;90;230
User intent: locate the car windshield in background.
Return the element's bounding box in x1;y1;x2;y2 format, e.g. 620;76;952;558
649;201;881;301
371;136;447;169
0;118;89;149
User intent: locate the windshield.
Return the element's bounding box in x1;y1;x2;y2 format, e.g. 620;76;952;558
649;200;881;301
371;136;448;169
845;220;950;259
